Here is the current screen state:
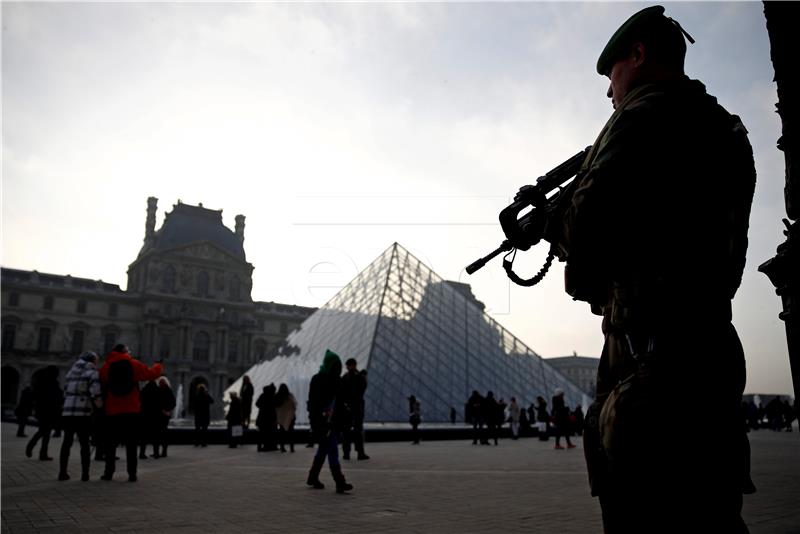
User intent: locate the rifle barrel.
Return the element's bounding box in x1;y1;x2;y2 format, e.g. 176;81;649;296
466;241;512;275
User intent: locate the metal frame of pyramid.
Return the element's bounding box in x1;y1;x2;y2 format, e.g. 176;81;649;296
225;243;589;423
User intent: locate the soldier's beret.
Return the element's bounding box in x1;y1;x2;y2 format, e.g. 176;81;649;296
596;5;692;75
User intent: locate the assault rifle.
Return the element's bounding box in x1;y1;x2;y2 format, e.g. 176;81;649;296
465;146;591;286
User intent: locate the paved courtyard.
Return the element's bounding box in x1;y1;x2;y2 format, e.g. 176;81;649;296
2;423;798;533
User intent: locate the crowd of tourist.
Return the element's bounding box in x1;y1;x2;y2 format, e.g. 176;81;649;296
15;344;796;491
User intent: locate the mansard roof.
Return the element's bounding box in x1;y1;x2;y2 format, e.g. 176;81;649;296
1;267;125;294
145;202;245;261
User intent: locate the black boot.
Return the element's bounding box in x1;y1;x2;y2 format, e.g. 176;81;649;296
306;456;325;489
330;463;353;493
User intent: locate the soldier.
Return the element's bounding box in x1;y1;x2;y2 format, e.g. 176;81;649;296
541;6;756;532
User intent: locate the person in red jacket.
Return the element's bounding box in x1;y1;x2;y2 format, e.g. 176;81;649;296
98;344;163;482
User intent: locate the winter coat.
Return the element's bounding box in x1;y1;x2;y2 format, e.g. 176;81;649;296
276;393;297;430
308;373;340;434
226;397;243;426
194;391;213;426
99;351;163;416
62;357;102;418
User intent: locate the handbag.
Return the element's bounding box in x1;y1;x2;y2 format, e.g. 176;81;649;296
231;425;243;437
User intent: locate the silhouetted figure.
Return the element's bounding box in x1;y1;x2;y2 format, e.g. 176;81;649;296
782;400;796;432
255;384;277;451
765;397;784;431
450;406;457;424
306;350;353;493
745;400;759;430
409;395;421;444
227;392;243;448
520;407;531;435
275;383;297;453
535;396;549;441
468;390;485;444
551;389;575;449
340;358;369;460
25;366;63;461
483;392;500;445
99;344;163;482
58;352;102;481
156;377;176;457
139;380;161;459
541;6;756;530
15;385;34;438
572;404;585;437
508;397;521;440
193;384;213;448
240;375;254;429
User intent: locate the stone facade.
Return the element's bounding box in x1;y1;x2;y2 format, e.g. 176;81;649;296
544;354;600;398
1;198;315;419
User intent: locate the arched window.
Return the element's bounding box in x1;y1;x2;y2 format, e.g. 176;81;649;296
162;265;176;293
193;331;210;361
197;271;209;298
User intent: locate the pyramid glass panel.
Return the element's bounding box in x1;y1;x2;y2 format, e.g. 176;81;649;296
226;243;589;423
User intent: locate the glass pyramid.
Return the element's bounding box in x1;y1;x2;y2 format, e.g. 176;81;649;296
226;243;589;423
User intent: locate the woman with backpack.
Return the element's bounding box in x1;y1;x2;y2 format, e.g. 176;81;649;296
98;345;163;482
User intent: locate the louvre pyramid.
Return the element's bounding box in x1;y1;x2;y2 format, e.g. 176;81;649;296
226;243;589;423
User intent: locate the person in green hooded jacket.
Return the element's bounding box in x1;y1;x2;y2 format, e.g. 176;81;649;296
305;349;353;493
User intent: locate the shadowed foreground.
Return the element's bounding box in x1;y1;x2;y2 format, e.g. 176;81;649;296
2;423;798;533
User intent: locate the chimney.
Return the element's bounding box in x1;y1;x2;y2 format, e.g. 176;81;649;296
145;197;158;241
235;214;246;243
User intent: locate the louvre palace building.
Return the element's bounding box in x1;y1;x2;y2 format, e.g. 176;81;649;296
1;198;315;418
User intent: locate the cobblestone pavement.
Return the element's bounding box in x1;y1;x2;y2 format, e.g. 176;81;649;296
2;423;798;533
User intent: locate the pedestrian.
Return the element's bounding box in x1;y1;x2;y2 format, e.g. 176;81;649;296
551;389;575;450
240;375;254;429
540;5;756;529
468;390;485;444
98;344;163;482
340;358;369;460
306;349;353;493
535;396;549;441
573;404;585;436
193;383;213;448
450;406;457;424
408;395;421;444
138;379;161;459
58;352;102;481
15;385;34;438
255;384;277;451
156;376;176;457
226;391;243;448
483;391;500;446
25;366;63;461
519;406;530;435
508;397;521;440
275;383;297;453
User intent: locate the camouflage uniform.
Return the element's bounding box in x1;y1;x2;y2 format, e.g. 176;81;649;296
548;76;756;532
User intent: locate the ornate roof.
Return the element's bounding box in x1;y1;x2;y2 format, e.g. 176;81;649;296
141;202;245;260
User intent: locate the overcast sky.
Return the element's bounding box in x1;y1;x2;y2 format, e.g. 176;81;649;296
1;2;792;395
